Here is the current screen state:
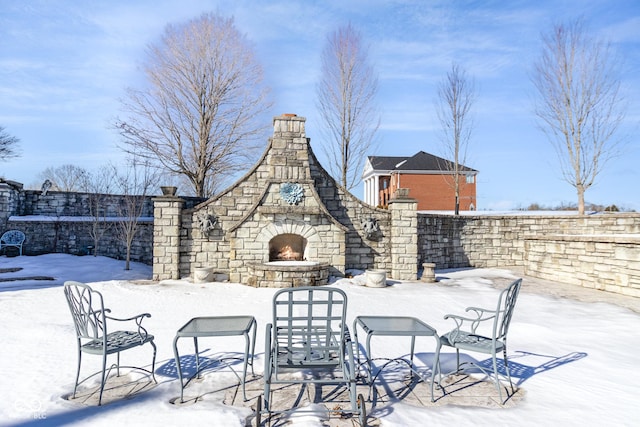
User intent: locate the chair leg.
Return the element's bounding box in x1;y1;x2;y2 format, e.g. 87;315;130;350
263;325;272;414
431;341;442;402
150;340;158;383
263;367;271;413
503;346;514;394
491;353;503;403
256;395;262;427
98;352;108;406
73;346;82;399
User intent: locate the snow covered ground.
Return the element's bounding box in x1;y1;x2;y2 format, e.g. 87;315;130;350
1;254;639;426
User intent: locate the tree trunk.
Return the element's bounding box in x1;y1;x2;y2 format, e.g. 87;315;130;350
125;245;131;271
577;185;585;215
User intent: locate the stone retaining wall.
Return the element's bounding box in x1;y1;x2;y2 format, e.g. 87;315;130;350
525;234;640;297
6;217;154;263
418;213;640;297
1;180;202;264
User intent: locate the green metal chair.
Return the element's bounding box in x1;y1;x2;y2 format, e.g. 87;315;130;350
258;286;366;426
63;281;157;405
433;278;522;403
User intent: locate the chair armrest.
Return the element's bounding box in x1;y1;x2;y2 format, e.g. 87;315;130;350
444;307;496;339
465;306;497;316
464;307;498;324
265;323;273;351
342;325;357;381
342;324;354;359
264;323;273;379
106;312;152;323
105;313;152;342
342;324;352;345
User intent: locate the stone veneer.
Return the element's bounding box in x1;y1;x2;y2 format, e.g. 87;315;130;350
152;114;418;286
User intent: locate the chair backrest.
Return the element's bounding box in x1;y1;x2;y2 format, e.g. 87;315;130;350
272;286;347;367
63;281;107;340
1;230;25;245
494;278;522;340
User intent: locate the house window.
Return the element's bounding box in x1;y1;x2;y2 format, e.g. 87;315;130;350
466;175;475;184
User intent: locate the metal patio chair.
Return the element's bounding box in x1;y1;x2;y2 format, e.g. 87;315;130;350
1;230;25;255
258;286;366;426
433;278;522;403
63;281;157;405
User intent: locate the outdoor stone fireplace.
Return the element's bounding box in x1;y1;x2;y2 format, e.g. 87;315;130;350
152;114;419;287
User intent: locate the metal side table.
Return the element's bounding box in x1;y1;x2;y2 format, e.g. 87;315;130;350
173;315;256;402
353;315;440;401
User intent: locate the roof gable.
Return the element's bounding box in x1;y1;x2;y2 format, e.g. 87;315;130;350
368;151;477;173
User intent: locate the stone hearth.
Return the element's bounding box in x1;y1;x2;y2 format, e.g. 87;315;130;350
247;261;329;288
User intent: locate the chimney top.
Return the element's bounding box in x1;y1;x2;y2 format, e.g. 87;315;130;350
273;114;305;135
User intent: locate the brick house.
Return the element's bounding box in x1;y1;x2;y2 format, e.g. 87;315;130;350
362;151;478;210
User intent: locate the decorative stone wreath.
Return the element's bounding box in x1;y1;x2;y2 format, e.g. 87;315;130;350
279;183;304;205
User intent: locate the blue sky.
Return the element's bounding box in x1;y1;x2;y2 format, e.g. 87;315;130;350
1;0;638;210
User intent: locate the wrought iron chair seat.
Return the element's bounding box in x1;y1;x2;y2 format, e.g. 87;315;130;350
440;330;506;353
81;328;154;355
274;325;341;368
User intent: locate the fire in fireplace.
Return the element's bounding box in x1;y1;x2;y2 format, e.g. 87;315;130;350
269;234;306;261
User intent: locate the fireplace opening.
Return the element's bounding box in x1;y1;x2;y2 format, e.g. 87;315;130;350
269;234;306;261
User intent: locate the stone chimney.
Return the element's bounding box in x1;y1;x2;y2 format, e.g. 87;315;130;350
269;114;310;181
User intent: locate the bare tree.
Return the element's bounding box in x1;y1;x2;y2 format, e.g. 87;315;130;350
532;19;626;215
82;166;116;257
113;160;157;270
316;23;380;190
115;12;271;198
0;126;20;162
435;63;476;215
37;164;89;192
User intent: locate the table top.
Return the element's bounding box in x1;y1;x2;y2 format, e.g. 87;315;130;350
176;315;255;337
355;315;437;337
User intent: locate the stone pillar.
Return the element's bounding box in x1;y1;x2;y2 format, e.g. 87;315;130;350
389;188;418;280
0;179;23;231
152;194;184;281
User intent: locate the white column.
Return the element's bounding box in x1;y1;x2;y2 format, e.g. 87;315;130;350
369;178;374;205
364;177;370;205
373;175;380;207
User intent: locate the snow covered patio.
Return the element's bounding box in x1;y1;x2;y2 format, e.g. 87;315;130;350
1;254;639;426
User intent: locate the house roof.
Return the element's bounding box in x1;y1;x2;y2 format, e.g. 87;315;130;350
367;151;477;173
